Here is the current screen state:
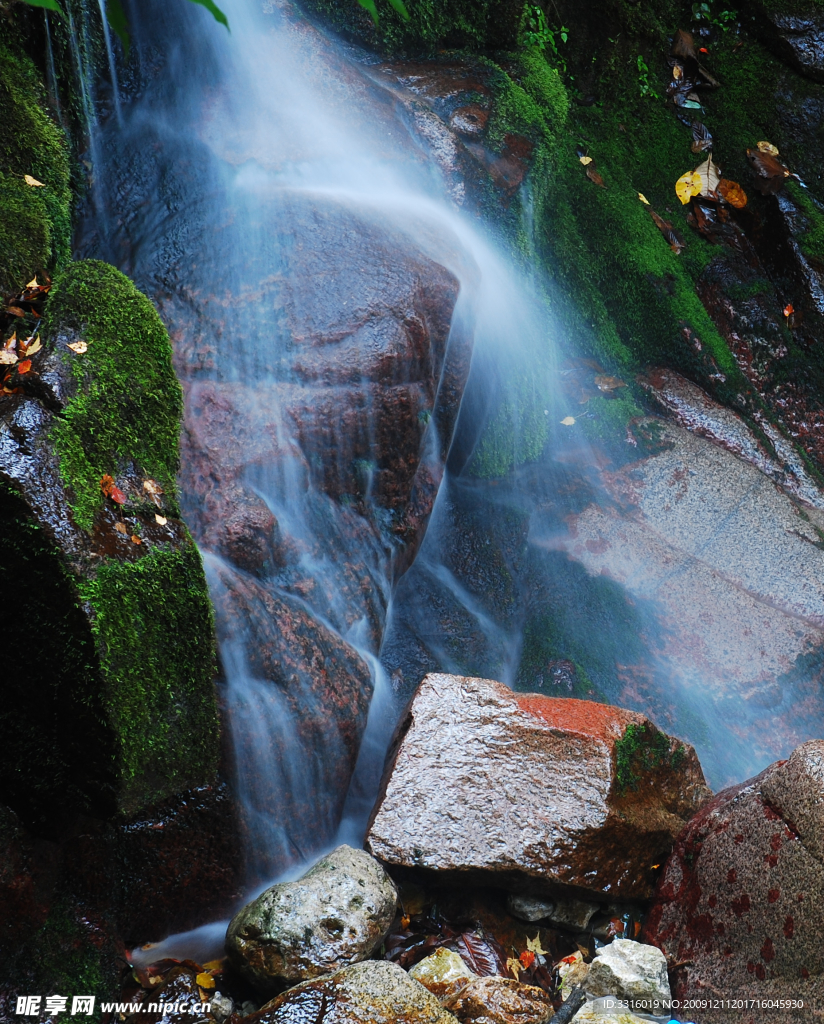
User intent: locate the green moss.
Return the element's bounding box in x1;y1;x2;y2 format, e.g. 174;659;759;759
484;51;568;150
45;261;183;531
614;720;687;794
79;545;219;815
0;41;71;292
470;371;550;477
785;180;824;264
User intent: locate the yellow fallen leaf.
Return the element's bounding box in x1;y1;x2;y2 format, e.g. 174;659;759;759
757;140;779;156
560;416;576;426
675;169;702;204
143;478;163;495
67;341;88;354
155;514;168;526
638;192;650;205
23;337;42;356
26;276;39;289
196;974;215;989
202;961;224;972
579;155;593;165
506;957;522;982
672;64;683;80
527;934;549;957
24;174;45;187
115;523;128;535
694;155;721;197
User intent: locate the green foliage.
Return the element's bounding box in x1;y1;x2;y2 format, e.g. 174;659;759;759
691;2;738;30
44;260;183;531
636;54;661;99
357;0;410;25
521;5;569;72
80;545;219;813
0;41;71;293
614;721;687;793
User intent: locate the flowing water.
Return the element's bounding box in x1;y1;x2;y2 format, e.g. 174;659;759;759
70;0;824;954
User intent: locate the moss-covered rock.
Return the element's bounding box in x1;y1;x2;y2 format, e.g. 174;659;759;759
0;40;71;293
0;260;219;830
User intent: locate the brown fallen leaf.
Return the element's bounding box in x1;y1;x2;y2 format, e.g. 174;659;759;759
691;121;713;154
595;374;628;392
717;178;747;208
746;147;790;194
586;165;606;188
143;479;164;507
67;340;88;354
115;522;128;535
671;28;698;63
6;307;25;318
23;174;44;187
650;208;685;254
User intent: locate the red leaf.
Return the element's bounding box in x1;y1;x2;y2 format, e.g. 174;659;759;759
519;949;536;969
111;485;127;505
17;359;32;374
451;930;508;977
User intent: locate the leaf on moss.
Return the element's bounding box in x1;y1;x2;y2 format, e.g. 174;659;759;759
637;192;650;205
757;140;779;156
155;514;168;526
594;374;627;392
694;155;721;197
6;306;25;318
100;474;127;505
23;174;45;187
67;340;88;354
717;179;747;208
560;416;576;425
586;165;606;188
672;28;698;62
26;277;40;289
579;155;593;166
675;170;702;204
691;121;712;153
650;209;685;254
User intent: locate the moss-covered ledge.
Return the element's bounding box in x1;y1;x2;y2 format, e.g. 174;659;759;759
0;260;219;833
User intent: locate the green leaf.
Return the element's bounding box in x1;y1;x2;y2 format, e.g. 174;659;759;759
356;0;379;25
386;0;411;21
184;0;230;30
20;0;63;11
105;0;130;60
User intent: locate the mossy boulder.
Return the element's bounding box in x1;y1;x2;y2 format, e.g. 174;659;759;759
0;259;219;831
0;40;71;294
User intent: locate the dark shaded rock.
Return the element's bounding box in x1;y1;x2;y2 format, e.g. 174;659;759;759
249;960;458;1023
752;0;824;81
366;674;711;901
226;845;397;996
643;740;824;1021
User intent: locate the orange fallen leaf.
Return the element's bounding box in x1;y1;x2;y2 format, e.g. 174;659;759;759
131;534;142;545
560;954;578;965
519;949;536;970
784;304;794;317
401;914;411;930
17;359;31;374
718;178;747;208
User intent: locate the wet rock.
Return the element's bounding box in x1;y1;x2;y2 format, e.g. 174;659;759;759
0;260;219;829
752;1;824;81
443;976;553;1023
571;1002;650;1024
249;960;458;1023
226;845;398;995
506;894;599;931
558;952;589;999
643;740;824;1021
365;674;710;901
210;993;234;1023
409;948;477;1001
586;939;670;1005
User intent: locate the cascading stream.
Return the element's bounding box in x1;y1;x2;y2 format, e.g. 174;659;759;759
72;0;824;962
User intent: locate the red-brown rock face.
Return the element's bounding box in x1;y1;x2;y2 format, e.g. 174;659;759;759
643;740;824;1022
365;674;711;901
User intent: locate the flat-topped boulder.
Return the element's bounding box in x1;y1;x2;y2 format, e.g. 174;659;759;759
366;674;711;901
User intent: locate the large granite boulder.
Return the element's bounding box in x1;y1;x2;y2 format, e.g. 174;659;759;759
248;960;459;1024
226;845;398;995
586;939;670;1006
643;740;824;1022
366;674;711;901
